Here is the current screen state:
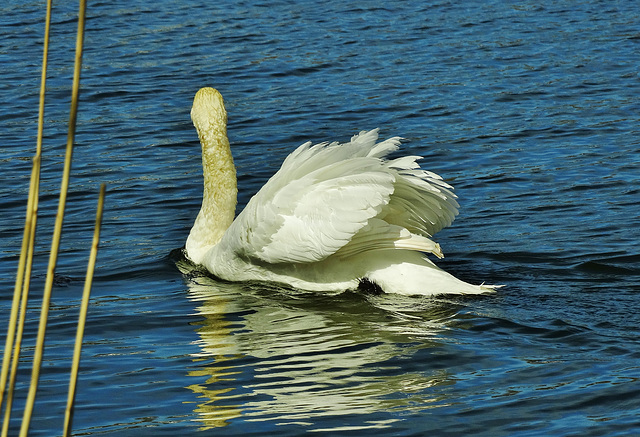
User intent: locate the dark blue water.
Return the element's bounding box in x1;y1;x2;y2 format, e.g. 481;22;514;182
2;0;640;435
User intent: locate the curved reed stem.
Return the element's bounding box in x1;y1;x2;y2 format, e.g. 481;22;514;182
1;159;40;437
0;0;52;425
20;0;87;434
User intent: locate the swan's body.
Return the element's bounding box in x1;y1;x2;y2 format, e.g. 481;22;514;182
185;87;496;295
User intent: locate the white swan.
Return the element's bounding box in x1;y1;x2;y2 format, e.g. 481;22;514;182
185;87;497;296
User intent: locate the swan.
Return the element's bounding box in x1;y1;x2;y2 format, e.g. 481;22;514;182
185;87;497;295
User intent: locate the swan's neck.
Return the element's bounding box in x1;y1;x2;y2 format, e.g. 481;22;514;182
186;88;237;264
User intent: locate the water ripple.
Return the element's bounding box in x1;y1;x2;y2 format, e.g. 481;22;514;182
2;0;640;435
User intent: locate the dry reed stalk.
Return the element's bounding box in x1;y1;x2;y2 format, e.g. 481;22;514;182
20;0;87;435
63;183;106;437
0;0;52;422
1;159;40;437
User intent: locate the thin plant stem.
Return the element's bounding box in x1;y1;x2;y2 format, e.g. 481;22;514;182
0;0;52;420
1;159;40;437
63;183;106;437
20;0;87;434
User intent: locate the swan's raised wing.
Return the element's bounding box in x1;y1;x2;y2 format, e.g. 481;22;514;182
221;129;459;264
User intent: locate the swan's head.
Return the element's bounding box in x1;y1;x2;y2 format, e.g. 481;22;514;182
191;87;227;138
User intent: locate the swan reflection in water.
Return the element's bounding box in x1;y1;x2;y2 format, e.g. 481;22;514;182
177;260;469;432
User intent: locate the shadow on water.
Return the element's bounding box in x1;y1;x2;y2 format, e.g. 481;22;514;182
173;254;472;432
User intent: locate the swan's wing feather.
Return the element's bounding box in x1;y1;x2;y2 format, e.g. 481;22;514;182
230;164;395;264
222;130;396;264
385;159;459;237
336;218;443;259
221;129;459;264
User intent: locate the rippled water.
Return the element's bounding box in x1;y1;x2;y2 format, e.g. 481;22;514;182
2;0;640;435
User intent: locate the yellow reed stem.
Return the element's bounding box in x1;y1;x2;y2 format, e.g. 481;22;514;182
20;0;87;434
0;0;52;419
1;160;40;437
63;183;106;437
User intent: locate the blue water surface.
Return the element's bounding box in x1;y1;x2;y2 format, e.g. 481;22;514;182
1;0;640;435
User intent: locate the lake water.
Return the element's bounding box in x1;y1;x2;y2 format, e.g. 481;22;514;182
2;0;640;435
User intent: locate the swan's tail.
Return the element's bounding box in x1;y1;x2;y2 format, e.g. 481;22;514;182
363;251;501;296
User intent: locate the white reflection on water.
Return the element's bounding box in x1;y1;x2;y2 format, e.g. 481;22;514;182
178;262;462;431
